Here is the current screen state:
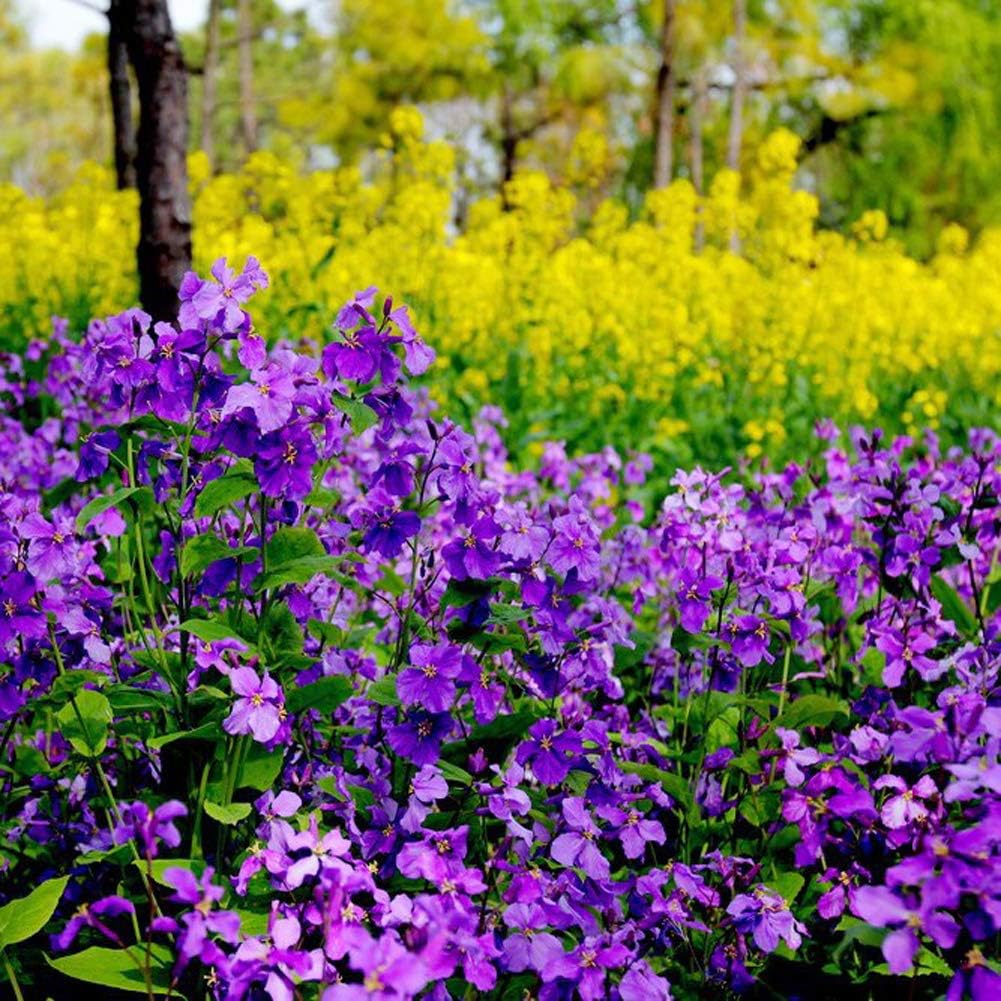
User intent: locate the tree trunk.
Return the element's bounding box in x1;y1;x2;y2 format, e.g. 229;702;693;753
727;0;747;172
201;0;222;168
690;67;707;251
107;0;137;190
652;0;676;189
238;0;258;155
121;0;193;323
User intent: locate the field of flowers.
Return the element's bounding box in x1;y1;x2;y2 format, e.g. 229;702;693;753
0;243;999;1001
4;118;1001;469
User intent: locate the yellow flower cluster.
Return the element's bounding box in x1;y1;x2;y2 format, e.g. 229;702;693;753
3;123;1001;463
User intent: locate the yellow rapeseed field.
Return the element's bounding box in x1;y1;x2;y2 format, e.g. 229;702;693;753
3;111;999;463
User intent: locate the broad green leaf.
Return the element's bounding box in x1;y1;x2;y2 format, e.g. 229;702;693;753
438;760;474;785
203;800;252;825
264;526;325;566
286;675;353;714
56;689;112;757
148;722;221;750
194;465;257;518
468;709;541;743
75;486;138;532
258;602;304;665
931;577;979;638
255;554;342;592
177;617;252;647
0;876;69;947
46;946;176;995
774;694;848;731
331;394;379;434
367;676;400;707
766;871;805;903
131;859;205;887
237;745;284;791
180;536;255;578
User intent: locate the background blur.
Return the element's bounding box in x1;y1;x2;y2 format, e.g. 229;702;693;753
5;0;1001;466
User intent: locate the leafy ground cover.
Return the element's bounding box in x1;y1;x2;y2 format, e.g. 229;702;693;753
0;260;999;999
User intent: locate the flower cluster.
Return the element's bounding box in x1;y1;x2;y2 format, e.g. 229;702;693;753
0;259;999;1000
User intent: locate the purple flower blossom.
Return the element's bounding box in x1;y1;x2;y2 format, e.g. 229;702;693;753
224;667;285;743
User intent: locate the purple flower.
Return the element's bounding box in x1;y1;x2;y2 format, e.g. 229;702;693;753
876;628;942;686
255;424;318;499
52;895;132;951
386;709;452;765
77;431;120;481
852;885;959;973
222;361;296;433
620;962;672;1001
516;718;582;786
549;498;601;580
727;615;773;667
550;797;610;880
442;516;501;580
676;567;722;633
224;667;285;743
20;513;75;580
188;256;268;330
322;931;429;1000
362;507;421;559
397;642;463;712
775;727;822;786
726;887;806;953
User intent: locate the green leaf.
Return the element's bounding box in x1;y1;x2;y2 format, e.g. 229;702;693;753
46;946;176;995
237;744;284;792
331;394;378;434
194;465;258;518
766;871;805;903
56;689;112;757
774;694;848;731
177;617;251;647
468;709;541;743
367;676;400;707
106;686;172;714
131;859;205;887
256;554;342;592
180;536;256;578
438;760;474;785
259;602;304;665
203;800;252;825
0;876;70;947
265;526;325;566
75;486;139;532
148;722;221;750
931;577;979;638
286;675;353;714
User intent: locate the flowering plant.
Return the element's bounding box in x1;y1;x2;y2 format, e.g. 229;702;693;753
0;259;999;1000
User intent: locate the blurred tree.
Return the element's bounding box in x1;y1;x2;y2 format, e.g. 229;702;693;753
118;0;192;320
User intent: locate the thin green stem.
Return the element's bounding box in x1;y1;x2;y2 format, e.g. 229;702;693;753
2;950;25;1001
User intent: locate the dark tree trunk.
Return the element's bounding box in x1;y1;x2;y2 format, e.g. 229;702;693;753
238;0;258;155
120;0;193;323
499;89;516;184
652;0;676;189
201;0;222;168
107;0;137;190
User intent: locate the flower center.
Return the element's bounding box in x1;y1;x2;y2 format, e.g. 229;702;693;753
257;382;271;396
283;443;298;465
251;693;265;708
580;950;597;968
